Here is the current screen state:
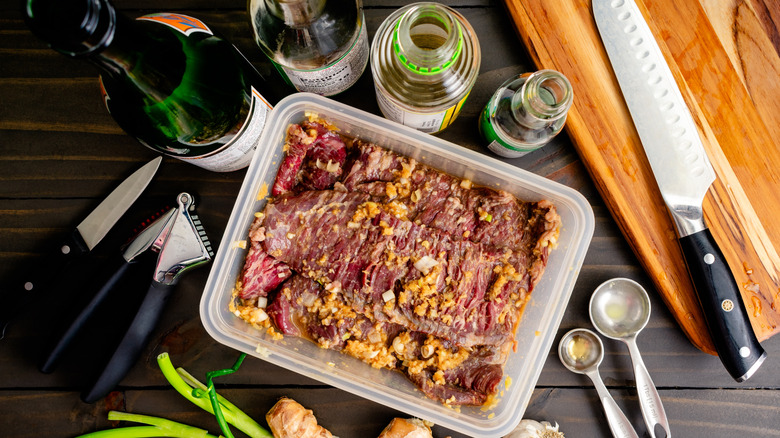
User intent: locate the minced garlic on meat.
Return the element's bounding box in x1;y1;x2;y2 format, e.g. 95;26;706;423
233;120;563;407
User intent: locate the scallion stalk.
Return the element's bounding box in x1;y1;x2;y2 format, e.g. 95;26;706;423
156;352;273;438
74;411;222;438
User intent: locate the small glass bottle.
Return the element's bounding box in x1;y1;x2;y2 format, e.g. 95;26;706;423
24;0;276;172
370;2;481;134
479;70;573;158
249;0;369;96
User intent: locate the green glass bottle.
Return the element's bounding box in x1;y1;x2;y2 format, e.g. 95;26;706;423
479;70;573;158
23;0;276;172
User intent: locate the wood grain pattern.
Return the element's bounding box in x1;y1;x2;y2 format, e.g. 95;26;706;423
502;0;780;354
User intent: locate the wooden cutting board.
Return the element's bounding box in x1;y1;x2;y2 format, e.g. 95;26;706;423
502;0;780;355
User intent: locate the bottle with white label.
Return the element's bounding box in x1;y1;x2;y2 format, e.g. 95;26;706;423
249;0;369;97
479;70;573;158
370;2;481;134
23;0;276;172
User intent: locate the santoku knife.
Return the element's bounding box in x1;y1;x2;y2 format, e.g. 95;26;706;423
592;0;766;385
0;156;162;339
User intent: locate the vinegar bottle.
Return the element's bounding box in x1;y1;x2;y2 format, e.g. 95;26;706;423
479;70;573;158
248;0;369;96
370;2;481;134
23;0;276;172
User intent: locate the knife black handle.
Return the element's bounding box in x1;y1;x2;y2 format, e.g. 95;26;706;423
680;228;767;382
0;230;90;338
39;255;136;374
81;281;174;403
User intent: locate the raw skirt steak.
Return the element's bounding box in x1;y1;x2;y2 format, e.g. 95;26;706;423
232;119;561;406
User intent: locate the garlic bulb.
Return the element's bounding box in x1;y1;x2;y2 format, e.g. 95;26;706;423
504;419;565;438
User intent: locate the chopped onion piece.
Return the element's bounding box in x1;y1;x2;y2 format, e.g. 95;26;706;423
382;289;395;302
251;308;268;323
256;297;268;309
315;159;340;173
301;293;318;308
368;330;382;344
392;336;405;354
325;160;340;173
414;256;439;274
324;281;342;293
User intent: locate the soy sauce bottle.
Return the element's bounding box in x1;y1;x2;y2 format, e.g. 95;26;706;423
23;0;277;172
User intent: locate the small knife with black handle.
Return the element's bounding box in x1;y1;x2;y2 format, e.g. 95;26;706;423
39;207;176;373
593;0;766;386
0;156;162;340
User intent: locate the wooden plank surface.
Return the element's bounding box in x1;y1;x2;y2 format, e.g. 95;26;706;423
502;0;780;355
1;1;780;437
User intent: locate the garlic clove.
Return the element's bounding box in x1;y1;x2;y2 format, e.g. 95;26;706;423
504;419;565;438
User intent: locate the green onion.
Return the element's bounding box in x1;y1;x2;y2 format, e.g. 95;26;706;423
74;411;222;438
73;353;272;438
157;353;273;438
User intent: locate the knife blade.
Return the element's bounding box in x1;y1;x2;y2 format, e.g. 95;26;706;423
0;156;162;339
592;0;766;385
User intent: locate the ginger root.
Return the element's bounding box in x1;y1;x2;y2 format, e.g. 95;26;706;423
266;397;333;438
378;418;433;438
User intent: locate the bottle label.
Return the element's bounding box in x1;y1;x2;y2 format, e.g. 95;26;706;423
479;105;542;158
480;107;527;158
375;87;469;134
486;140;530;158
137;13;213;36
277;19;369;96
177;87;272;172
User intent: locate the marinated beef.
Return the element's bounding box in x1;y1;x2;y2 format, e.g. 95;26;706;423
233;120;561;406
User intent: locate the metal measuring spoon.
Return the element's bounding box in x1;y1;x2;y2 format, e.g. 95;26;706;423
590;278;671;438
559;328;640;438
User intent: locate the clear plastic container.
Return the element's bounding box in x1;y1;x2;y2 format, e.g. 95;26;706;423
200;93;594;437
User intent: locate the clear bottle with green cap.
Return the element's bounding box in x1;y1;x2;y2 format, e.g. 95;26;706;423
370;2;480;134
479;69;573;158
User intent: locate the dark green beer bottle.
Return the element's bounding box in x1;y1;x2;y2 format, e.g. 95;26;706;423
23;0;276;172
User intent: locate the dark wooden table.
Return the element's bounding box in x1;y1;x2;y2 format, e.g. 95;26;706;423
2;1;779;437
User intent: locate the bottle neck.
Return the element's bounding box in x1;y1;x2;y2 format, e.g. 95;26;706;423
264;0;326;26
512;70;573;124
393;3;462;75
25;0;184;100
24;0;116;56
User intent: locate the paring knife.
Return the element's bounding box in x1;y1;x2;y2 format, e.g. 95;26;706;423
0;156;162;340
592;0;766;387
39;207;176;374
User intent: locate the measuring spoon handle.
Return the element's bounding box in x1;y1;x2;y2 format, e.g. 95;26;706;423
588;369;640;438
627;339;671;438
